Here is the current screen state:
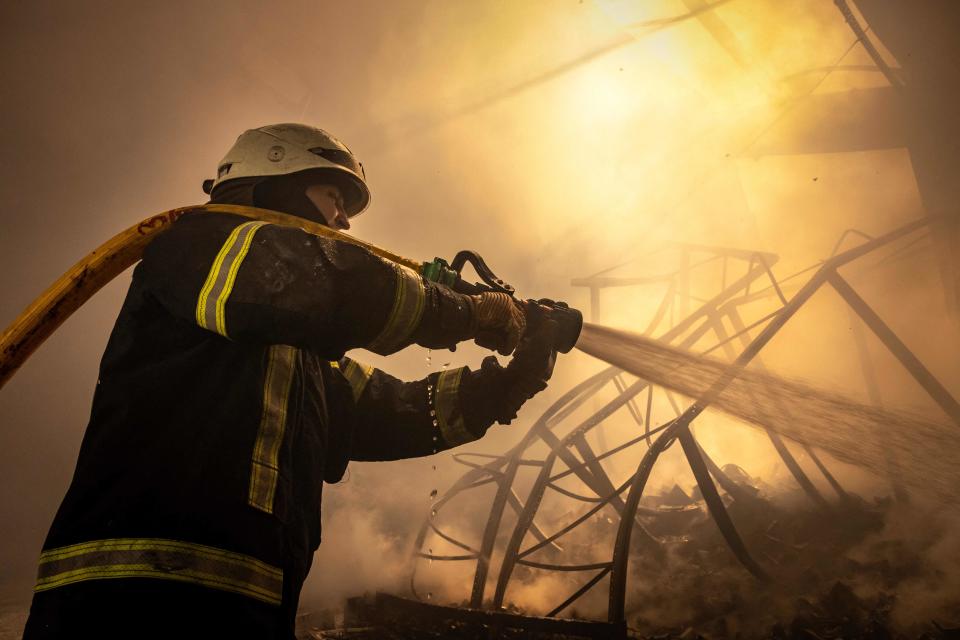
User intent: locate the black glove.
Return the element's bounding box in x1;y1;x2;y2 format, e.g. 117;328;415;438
460;301;561;434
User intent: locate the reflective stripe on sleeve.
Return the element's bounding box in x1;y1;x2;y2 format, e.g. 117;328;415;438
248;344;298;513
341;358;374;402
195;221;268;338
367;263;425;353
435;367;473;446
35;538;283;606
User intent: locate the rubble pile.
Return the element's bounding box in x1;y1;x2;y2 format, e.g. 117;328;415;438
300;470;960;639
611;471;960;639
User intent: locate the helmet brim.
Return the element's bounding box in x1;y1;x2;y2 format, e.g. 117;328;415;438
293;167;370;217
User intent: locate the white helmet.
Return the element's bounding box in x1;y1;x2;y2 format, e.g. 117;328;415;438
206;123;370;216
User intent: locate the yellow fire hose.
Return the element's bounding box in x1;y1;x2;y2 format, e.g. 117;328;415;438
0;204;422;391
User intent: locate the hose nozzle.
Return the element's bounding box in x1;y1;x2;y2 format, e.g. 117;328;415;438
533;299;582;353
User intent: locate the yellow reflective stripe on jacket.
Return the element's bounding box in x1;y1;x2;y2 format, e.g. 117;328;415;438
35;538;283;606
368;263;425;353
248;344;298;513
435;367;473;446
341;358;374;402
195;221;268;338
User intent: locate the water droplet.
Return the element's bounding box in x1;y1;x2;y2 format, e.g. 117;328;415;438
430;508;437;518
426;592;433;600
430;489;438;499
425;349;432;367
431;465;437;471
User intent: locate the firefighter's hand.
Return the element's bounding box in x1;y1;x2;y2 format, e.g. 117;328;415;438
459;303;561;434
496;303;560;424
471;292;526;355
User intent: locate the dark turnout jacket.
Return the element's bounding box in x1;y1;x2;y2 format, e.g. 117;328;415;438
24;210;499;639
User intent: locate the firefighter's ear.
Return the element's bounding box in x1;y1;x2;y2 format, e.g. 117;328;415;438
202;179;215;195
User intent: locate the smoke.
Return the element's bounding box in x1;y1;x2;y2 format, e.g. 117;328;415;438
1;0;959;636
306;499;410;602
848;502;960;630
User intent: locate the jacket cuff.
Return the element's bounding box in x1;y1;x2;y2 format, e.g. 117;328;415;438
457;356;519;438
367;263;427;354
412;282;476;350
429;367;477;447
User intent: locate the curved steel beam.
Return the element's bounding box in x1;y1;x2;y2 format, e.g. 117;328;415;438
547;567;613;618
678;424;770;581
484;264;774;609
491;311;742;611
518;560;613;572
468;367;619;607
420;253;778;607
521;476;637;560
490;376;654;609
429;522;480;554
608;421;682;622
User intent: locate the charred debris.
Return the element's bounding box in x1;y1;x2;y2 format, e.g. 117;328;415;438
297;483;958;638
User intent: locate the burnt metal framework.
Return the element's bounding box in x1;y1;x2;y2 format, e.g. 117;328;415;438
410;216;957;623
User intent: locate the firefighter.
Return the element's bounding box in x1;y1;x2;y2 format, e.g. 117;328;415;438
23;124;561;638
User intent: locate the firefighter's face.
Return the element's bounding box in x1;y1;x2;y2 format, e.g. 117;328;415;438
305;183;351;231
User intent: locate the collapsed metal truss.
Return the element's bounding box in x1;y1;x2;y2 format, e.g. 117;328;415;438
409;216;958;624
